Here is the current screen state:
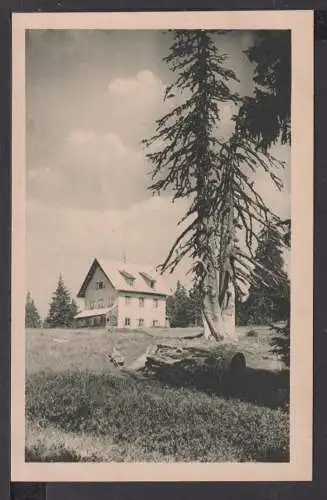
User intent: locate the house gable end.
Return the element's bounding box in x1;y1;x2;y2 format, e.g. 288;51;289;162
77;259;116;298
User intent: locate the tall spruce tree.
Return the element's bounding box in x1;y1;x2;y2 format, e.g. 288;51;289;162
25;291;42;328
46;275;78;328
144;30;287;341
242;223;290;325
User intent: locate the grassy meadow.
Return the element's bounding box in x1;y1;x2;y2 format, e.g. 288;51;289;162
25;326;289;462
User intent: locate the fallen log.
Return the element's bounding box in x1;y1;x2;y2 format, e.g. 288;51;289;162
144;343;246;392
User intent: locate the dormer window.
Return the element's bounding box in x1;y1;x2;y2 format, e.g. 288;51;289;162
139;272;156;290
120;270;135;287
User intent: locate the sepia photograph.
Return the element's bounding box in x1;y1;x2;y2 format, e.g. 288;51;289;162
11;11;313;481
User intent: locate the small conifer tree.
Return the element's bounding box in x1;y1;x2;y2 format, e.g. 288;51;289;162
25;292;42;328
46;275;78;328
166;281;192;328
243;223;290;325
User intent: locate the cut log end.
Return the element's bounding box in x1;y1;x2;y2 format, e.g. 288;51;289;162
228;352;246;374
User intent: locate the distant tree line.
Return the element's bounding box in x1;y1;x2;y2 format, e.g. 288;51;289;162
25;274;78;329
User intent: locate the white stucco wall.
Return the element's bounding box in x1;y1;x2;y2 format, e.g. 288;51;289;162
117;292;166;329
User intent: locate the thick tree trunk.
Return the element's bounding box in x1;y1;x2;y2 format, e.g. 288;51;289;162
202;260;236;341
201;184;236;342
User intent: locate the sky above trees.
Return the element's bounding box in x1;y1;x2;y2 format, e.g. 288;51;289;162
26;30;290;317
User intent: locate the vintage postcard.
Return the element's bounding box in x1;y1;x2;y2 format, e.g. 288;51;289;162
11;11;313;481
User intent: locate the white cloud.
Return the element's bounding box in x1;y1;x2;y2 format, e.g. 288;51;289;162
108;70;164;106
67;129;126;153
27;130;149;211
67;129;98;144
27;70;172;212
105;70;173;144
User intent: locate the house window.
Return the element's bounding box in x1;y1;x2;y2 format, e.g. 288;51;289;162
125;317;131;326
98;298;104;309
153;299;159;309
152;320;159;327
90;302;95;309
96;281;105;290
139;297;144;307
138;318;144;327
125;296;131;305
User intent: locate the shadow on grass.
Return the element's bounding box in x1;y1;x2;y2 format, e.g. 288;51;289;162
148;366;289;410
222;367;289;409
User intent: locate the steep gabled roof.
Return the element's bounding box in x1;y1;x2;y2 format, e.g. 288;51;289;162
77;258;171;298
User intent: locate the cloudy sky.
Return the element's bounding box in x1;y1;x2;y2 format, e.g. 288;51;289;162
26;30;290;318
